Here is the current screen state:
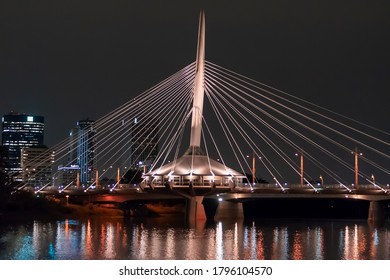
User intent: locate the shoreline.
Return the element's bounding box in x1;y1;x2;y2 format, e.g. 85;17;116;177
0;192;186;223
0;191;126;223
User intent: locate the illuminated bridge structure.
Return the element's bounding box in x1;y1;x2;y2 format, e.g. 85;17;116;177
13;11;390;223
37;184;390;223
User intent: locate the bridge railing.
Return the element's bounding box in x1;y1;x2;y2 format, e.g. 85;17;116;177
356;184;390;190
16;182;390;194
249;183;390;191
251;183;284;189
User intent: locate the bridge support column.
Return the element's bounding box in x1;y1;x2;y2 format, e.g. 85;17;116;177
186;196;206;224
215;200;244;220
368;201;384;223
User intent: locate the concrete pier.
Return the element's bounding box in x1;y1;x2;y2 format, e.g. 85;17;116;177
186;196;206;224
214;200;244;220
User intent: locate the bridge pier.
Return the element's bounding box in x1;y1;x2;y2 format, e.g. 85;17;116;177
186;196;206;224
214;200;244;220
368;201;384;223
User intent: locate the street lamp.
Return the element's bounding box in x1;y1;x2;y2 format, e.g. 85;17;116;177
319;175;324;185
353;148;363;186
246;153;256;186
295;152;304;186
251;152;256;185
65;195;69;207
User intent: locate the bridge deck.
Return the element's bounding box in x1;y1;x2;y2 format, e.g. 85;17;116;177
28;183;390;203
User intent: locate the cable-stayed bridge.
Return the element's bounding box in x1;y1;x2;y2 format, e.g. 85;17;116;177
12;11;390;222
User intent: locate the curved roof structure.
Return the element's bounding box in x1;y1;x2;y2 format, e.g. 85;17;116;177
148;153;244;177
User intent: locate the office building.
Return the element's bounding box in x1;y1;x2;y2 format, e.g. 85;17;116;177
1;113;44;181
130;116;158;172
76;119;96;184
21;146;54;186
0;146;9;187
56;119;95;186
57;164;80;187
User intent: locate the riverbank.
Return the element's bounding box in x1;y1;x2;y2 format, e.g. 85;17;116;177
0;191;188;223
0;191;124;222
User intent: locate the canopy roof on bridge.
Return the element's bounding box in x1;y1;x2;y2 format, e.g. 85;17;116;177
147;153;245;177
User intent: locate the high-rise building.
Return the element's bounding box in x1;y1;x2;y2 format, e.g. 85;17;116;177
68;128;79;165
0;146;9;187
55;119;95;187
1;113;45;181
76;119;96;184
57;164;80;187
130;116;158;172
117;119;132;169
21;146;54;187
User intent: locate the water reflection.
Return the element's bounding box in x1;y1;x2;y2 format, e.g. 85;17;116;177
0;218;390;260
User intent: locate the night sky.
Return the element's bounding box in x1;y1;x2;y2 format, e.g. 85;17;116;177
1;0;390;181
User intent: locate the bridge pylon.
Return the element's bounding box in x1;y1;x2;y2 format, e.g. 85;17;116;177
186;196;206;224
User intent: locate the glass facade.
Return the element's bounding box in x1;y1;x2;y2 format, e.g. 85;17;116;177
0;146;9;186
21;146;54;186
76;119;96;184
130;116;158;171
57;164;80;187
1;113;44;181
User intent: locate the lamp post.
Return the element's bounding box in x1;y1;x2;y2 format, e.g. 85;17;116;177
319;175;324;185
65;195;69;207
246;152;257;186
251;152;256;185
96;170;99;188
295;152;304;186
353;148;363;186
76;172;80;188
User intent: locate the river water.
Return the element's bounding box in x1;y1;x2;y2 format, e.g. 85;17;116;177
0;217;389;260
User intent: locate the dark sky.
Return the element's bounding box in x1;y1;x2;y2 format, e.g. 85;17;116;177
1;0;390;180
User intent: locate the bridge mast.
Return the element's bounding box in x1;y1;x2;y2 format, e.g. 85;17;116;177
189;10;206;149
